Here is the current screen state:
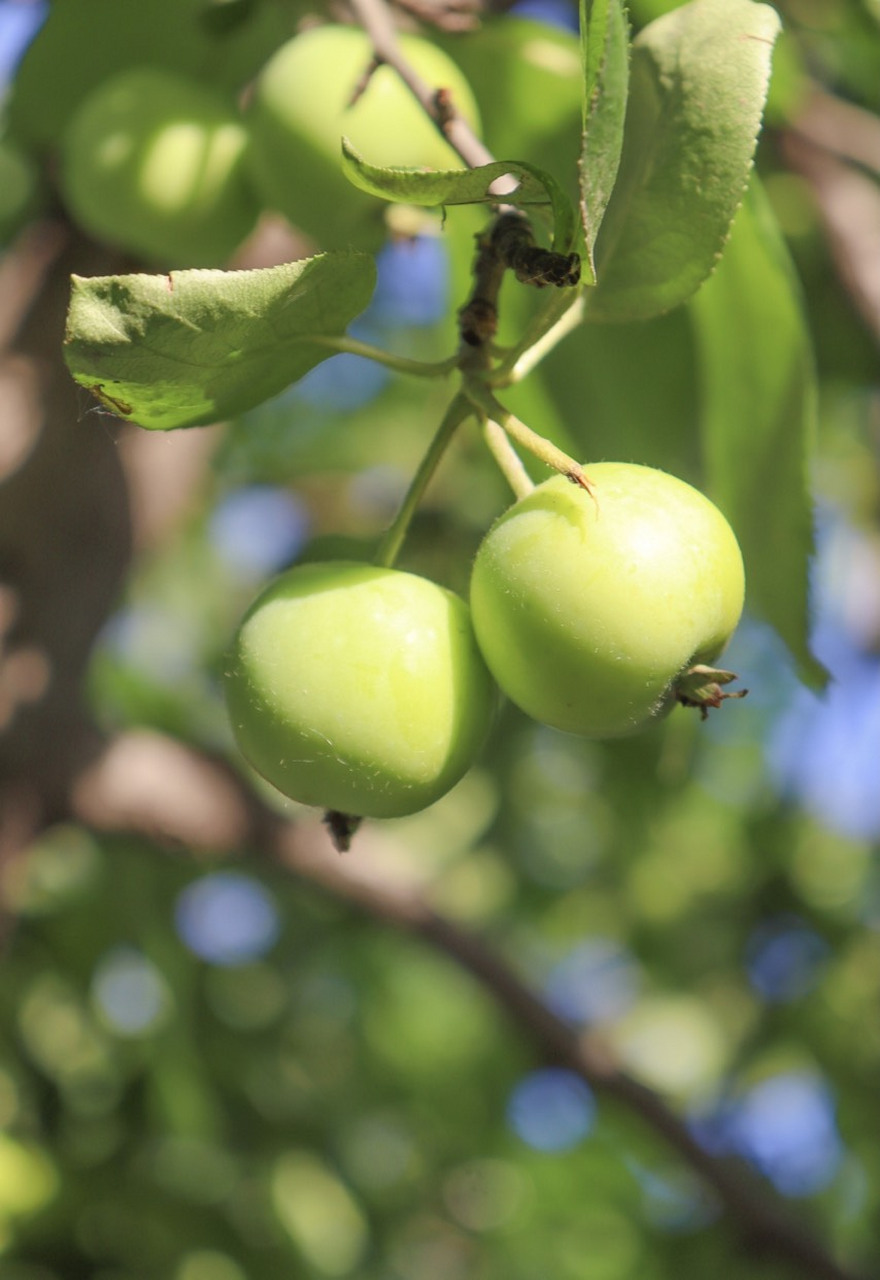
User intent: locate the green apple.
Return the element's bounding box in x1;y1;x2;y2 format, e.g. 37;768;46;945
223;561;496;819
469;463;745;738
247;23;481;247
59;67;259;266
7;0;291;152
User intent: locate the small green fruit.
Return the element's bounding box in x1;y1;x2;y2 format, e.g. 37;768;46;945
60;67;259;266
247;24;480;247
223;561;496;819
469;462;745;738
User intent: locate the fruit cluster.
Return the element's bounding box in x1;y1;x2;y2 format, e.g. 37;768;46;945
222;463;746;826
34;17;750;831
48;24;479;265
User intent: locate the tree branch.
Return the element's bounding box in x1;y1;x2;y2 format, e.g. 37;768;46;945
391;0;483;34
346;0;581;359
781;128;880;349
0;219;70;352
348;0;495;169
0;228;133;823
781;86;880;349
62;728;869;1280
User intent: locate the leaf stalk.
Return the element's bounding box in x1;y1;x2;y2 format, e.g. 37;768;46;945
309;334;457;378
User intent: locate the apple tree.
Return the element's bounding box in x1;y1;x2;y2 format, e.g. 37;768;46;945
1;1;880;1278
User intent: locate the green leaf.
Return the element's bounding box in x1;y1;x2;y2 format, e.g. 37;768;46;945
579;0;630;282
586;0;780;321
690;180;826;688
63;253;376;431
340;140;577;251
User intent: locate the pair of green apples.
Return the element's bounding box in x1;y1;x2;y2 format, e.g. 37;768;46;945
59;25;481;263
224;464;746;821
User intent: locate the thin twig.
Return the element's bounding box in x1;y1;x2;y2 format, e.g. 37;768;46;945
347;0;495;169
347;0;582;365
392;0;483;35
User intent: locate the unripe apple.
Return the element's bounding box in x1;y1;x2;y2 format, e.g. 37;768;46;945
223;561;496;818
60;67;259;267
469;463;745;738
247;24;481;247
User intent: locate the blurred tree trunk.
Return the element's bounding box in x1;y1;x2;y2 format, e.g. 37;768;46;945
0;225;131;851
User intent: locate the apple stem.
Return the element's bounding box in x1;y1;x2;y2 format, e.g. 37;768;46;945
310;334;457;379
481;417;535;498
374;391;474;568
466;383;595;496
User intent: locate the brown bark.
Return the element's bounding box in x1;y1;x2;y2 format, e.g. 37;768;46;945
0;225;131;837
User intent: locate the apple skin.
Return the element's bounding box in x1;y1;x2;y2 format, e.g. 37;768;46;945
60;67;259;266
469;463;745;738
247;24;481;247
223;561;496;818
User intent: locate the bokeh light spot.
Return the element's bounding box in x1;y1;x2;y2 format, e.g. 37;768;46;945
91;946;170;1036
371;235;448;327
509;0;578;31
0;1133;58;1225
272;1150;369;1275
99;604;200;682
544;938;640;1025
768;514;880;843
175;872;280;966
746;915;829;1002
611;996;727;1097
293;324;390;411
0;0;48;90
507;1067;595;1152
208;485;309;579
731;1072;843;1196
